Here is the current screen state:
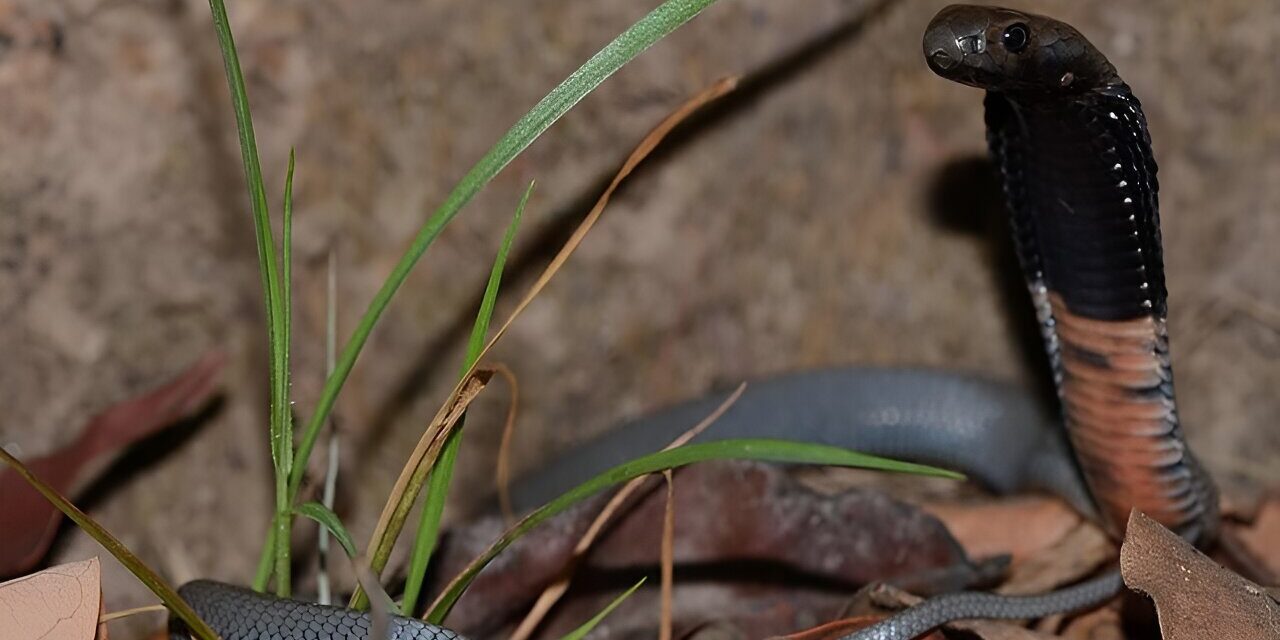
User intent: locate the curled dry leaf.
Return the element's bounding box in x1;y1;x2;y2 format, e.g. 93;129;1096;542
438;461;982;637
1119;510;1280;639
923;496;1082;565
0;352;225;577
0;557;101;640
506;384;743;640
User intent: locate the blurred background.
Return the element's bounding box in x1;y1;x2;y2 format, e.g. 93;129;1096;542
1;0;1277;634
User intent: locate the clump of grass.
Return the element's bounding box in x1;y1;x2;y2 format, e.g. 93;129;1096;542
208;0;962;623
3;2;965;639
205;0;729;596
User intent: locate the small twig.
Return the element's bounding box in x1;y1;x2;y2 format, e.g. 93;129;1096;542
318;245;340;605
98;604;168;624
492;363;522;525
659;470;676;640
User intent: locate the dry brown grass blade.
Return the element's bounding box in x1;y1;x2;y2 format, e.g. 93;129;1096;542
360;75;741;598
506;383;746;639
477;71;741;367
659;470;675;640
491;363;522;526
98;604;167;624
357;369;493;587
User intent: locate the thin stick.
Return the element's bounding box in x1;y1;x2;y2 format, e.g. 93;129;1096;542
318;245;340;605
492;363;522;525
659;470;675;640
98;604;168;624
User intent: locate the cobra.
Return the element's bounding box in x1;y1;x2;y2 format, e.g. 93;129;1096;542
169;5;1219;639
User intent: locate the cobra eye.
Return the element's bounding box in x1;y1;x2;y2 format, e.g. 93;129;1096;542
1002;22;1030;52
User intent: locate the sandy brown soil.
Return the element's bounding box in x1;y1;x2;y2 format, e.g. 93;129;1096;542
1;0;1277;636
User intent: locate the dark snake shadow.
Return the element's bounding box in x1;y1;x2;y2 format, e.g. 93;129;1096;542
924;155;1060;409
43;396;226;565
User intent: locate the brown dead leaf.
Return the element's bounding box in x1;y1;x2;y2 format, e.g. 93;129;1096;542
1233;494;1280;581
999;522;1114;595
923;496;1082;565
506;384;744;640
0;557;101;640
0;352;225;578
1057;606;1124;640
439;461;981;636
1120;510;1280;639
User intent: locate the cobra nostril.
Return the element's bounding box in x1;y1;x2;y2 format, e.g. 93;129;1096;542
929;49;959;70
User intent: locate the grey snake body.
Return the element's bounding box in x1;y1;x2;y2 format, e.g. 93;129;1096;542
170;5;1219;640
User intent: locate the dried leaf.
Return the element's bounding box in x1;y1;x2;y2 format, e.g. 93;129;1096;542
0;352;224;577
1234;494;1280;581
923;496;1082;565
1057;607;1124;640
0;558;101;640
439;462;977;636
506;384;744;640
999;522;1114;595
1120;510;1280;639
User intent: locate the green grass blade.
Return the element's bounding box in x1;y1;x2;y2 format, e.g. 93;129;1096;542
463;182;532;376
397;182;532;616
557;578;645;640
282;151;295;445
206;0;292;594
0;448;220;640
426;438;962;622
294;502;357;559
289;0;720;503
273;149;297;596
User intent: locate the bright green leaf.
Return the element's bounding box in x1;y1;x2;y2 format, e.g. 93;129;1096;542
557;578;646;640
293;502;358;559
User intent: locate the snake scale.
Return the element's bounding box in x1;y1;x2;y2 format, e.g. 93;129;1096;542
169;5;1219;640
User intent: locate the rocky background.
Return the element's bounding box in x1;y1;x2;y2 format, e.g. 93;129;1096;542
1;0;1277;635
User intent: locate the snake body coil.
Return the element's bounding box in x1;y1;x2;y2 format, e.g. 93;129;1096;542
171;6;1219;640
169;581;463;640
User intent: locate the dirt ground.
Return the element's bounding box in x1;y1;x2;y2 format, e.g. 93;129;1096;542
1;0;1277;636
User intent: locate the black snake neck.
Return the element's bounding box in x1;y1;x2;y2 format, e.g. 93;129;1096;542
985;86;1217;541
